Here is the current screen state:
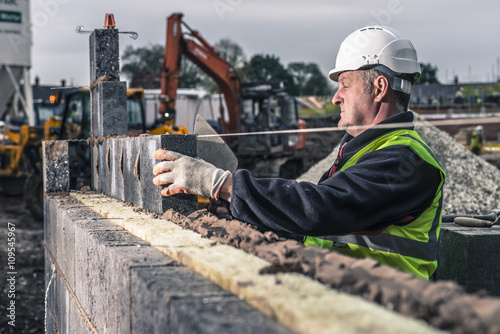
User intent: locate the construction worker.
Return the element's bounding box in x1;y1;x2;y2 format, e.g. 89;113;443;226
152;26;445;280
470;125;484;155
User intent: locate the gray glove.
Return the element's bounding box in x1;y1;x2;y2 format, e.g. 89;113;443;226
152;149;231;199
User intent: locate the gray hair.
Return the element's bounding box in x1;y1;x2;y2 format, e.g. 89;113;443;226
359;68;410;112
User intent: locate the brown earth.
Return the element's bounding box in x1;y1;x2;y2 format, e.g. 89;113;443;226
0;191;45;334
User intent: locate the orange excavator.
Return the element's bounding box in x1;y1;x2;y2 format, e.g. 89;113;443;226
158;12;306;177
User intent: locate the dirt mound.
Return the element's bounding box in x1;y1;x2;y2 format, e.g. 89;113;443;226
414;116;500;215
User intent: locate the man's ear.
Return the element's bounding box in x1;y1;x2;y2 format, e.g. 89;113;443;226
374;75;390;102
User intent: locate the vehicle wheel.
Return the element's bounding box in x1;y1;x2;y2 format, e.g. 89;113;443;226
0;176;26;196
23;172;43;221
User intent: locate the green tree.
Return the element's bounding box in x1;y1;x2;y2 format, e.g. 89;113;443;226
215;38;249;80
121;44;207;89
204;38;250;93
248;54;298;95
121;44;163;88
417;63;440;85
288;62;331;96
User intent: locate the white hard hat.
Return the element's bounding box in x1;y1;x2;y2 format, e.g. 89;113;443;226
329;26;421;93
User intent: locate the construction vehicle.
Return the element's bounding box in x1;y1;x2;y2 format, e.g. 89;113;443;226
159;12;306;177
0;86;149;220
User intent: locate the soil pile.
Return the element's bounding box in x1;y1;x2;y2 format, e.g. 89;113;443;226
297;113;500;215
415;117;500;215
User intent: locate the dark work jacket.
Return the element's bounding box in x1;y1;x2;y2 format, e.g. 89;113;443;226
229;112;442;237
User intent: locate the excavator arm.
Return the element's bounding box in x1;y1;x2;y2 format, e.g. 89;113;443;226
160;12;241;133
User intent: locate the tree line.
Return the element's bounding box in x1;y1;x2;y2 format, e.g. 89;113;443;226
121;39;439;97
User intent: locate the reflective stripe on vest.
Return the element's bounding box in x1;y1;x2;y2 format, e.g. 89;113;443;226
304;129;446;280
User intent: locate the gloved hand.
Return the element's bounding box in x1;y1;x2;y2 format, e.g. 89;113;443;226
152;149;231;199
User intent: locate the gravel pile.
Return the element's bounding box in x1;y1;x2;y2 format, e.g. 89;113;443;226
297;113;500;215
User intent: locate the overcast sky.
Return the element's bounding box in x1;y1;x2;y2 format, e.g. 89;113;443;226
30;0;500;91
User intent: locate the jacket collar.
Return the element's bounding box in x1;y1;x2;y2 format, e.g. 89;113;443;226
339;111;415;161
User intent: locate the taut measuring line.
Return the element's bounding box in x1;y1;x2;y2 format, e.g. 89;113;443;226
197;116;500;138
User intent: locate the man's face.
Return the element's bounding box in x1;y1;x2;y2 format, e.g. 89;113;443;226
332;71;376;136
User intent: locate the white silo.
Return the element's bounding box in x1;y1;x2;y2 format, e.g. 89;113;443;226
0;0;33;125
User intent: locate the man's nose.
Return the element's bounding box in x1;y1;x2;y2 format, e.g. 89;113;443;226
332;91;342;105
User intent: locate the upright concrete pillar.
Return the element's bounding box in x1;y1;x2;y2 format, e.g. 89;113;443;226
89;28;127;137
43;140;90;193
89;25;128;190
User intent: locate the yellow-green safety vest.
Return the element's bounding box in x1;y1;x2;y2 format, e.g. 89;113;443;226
304;129;446;280
470;131;482;149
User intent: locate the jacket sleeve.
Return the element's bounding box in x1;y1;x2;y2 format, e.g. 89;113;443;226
229;146;441;236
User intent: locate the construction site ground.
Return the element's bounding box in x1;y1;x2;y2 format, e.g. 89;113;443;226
0;192;44;333
0;118;342;332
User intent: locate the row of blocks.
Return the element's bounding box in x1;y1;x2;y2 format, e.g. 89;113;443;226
44;194;290;333
43;134;199;216
436;223;500;296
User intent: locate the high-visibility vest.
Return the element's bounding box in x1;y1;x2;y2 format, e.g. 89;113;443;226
470;131;482;149
304;129;446;279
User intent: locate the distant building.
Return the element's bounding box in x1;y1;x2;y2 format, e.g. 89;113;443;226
410;82;500;114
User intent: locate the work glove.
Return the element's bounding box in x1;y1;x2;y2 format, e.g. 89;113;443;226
152;149;231;199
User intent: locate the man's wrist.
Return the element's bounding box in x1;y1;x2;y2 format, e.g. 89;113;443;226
218;173;233;202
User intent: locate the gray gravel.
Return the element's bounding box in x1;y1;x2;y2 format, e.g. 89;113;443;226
297;113;500;215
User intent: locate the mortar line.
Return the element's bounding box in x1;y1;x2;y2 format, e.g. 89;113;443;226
44;244;99;334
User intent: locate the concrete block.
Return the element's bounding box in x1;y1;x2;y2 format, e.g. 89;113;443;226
55;206;69;284
89;29;120;81
91;81;127;137
123;136;142;207
72;210;119;314
43;140;90;192
436;223;500;296
44;195;58;257
91;144;99;191
53;273;64;332
106;246;175;334
68;290;92;334
170;296;292;334
43;141;70;193
56;206;82;288
139;134;198;215
44;251;56;332
110;138;125;201
55;274;71;334
45;302;57;334
97;139;111;196
86;227;150;333
130;265;234;333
